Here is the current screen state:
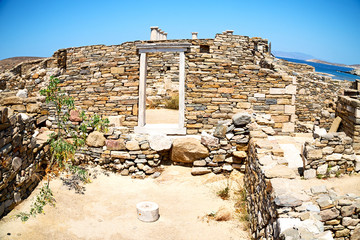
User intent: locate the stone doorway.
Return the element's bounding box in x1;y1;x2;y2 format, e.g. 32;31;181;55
134;43;190;135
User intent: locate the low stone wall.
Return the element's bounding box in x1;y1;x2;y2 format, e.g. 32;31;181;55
0;108;48;218
73;112;254;177
303;132;356;179
245;136;279;239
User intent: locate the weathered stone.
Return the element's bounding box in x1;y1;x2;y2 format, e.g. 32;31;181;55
222;164;233;171
193;160;206;167
86;131;106;147
214;124;227;138
233;151;247;159
16;89;28;98
201;132;219;147
306;148;323;160
149;134;172;151
191;167;211;176
317;164;328;175
264;165;296;179
352;225;360;240
12;157;22;171
335;229;350;238
126;141;140;151
111;151;130;159
329;116;342;133
341;205;356;217
107;116;123;127
320;208;340;221
311;185;328;194
342;217;360;226
275;194;303;207
171;138;209;163
26;103;40;113
304;169;317;179
213;154;226;162
120;169;129;176
69;110;82;122
325;153;342;161
314;231;334;240
232;113;251;126
106;139;126;150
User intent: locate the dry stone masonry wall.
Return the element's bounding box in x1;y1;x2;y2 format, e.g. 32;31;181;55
1;33;299;135
303;132;356;179
245;127;360;240
336;95;360;155
0;107;48;218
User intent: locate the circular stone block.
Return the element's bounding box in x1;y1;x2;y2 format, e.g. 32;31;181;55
136;201;159;222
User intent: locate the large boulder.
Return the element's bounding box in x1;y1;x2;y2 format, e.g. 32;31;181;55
86;131;106;147
171;137;209;163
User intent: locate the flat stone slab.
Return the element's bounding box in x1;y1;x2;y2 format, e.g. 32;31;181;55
264;165;297;179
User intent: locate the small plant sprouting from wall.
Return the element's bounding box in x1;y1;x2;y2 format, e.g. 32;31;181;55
16;76;108;222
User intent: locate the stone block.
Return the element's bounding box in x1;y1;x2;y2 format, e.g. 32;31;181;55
191;167;211;176
304;169;316;179
269;88;285;95
106;139;126;151
282;122;295;133
110;67;124;74
285;84;297;94
107;116;124;127
284;105;295;114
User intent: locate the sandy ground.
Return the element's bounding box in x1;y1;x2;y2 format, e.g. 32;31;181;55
146;109;179;124
301;174;360;196
0;166;250;240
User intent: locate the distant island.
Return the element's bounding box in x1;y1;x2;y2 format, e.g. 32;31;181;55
272;51;359;70
307;59;360;69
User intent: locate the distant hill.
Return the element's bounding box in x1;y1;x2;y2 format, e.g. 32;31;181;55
272;51;314;60
0;56;44;72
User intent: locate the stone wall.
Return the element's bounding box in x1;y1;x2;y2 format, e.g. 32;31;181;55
264;57;351;131
0;107;48;218
303;132;356;179
245;136;279;239
1;33;298;135
336;96;360;154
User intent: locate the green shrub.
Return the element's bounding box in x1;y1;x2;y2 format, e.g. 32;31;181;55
164;95;179;109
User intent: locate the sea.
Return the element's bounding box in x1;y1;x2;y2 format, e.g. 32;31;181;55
277;57;359;82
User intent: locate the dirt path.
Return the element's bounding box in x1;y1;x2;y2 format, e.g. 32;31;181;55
146;109;179;124
0;166;250;240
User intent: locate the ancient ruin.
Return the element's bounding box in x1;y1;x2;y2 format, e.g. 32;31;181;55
1;27;360;239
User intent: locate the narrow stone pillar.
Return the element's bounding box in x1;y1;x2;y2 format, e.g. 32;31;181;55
164;32;168;40
156;29;161;41
160;30;165;40
150;26;159;40
178;51;185;129
138;52;147;126
191;32;198;39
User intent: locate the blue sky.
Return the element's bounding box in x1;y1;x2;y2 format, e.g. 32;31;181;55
0;0;359;64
